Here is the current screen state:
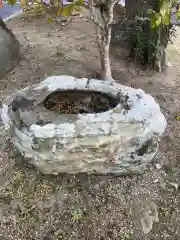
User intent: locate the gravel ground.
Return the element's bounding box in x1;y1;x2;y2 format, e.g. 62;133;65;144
0;9;180;240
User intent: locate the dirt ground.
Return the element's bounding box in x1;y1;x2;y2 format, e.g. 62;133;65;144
1;9;180;240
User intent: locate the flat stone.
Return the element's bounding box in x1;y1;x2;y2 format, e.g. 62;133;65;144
0;75;167;175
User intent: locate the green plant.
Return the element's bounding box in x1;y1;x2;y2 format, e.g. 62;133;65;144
129;0;178;69
147;0;179;29
132;22;176;66
71;208;83;221
119;232;131;240
132;21;158;65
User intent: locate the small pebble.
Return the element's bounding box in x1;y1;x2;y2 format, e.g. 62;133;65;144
167;62;172;67
153;179;159;183
155;163;162;170
170;182;178;190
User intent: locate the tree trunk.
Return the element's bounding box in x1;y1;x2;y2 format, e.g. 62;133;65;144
90;0;117;82
126;0;170;72
99;43;112;81
96;24;112;81
125;0;137;20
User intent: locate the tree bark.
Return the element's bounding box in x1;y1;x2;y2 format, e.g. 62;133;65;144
98;40;112;81
126;0;170;72
90;0;117;82
125;0;136;20
95;20;112;81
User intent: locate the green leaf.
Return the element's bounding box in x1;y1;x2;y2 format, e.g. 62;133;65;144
176;8;180;20
56;0;82;17
146;9;155;15
150;18;157;28
160;0;170;16
61;4;74;16
160;0;171;25
163;11;170;25
7;0;16;5
74;0;84;5
56;7;62;16
149;12;161;28
156;13;162;26
148;0;175;28
47;17;53;22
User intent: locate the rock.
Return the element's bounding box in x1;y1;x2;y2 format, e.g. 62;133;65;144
153;179;159;183
128;68;138;77
0;18;20;78
155;163;162;170
0;75;167;175
141;202;159;234
167;62;173;67
169;182;179;190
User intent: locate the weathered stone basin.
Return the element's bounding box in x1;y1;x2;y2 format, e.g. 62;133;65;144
1;75;167;175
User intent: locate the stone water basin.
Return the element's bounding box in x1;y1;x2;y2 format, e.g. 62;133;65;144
1;75;167;175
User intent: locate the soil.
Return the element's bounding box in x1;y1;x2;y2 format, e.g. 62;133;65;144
0;8;180;240
44;90;119;114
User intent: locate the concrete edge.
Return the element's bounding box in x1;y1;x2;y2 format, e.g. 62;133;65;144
3;10;23;22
